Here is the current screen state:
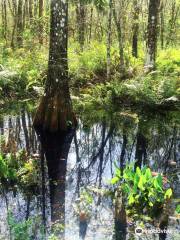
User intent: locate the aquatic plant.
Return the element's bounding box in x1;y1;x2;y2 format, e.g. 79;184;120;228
110;163;173;218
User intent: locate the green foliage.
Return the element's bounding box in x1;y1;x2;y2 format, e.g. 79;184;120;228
175;204;180;214
0;151;39;196
111;163;173;218
75;70;179;112
0;46;47;99
69;41;108;86
8;213;44;240
157;48;180;74
8;213;33;240
73;189;94;219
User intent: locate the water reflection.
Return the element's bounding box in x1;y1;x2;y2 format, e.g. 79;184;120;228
0;109;179;239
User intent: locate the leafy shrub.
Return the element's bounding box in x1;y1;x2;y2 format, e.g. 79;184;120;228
8;213;44;240
157;48;180;74
111;163;173;218
0;151;39;195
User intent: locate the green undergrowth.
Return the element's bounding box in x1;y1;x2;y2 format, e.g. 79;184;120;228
0;41;179;109
74;72;179;113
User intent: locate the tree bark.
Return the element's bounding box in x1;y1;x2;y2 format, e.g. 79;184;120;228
17;0;23;47
39;0;44;44
76;0;86;50
107;0;112;80
145;0;160;71
132;0;140;58
112;0;125;77
1;0;8;45
29;0;33;23
33;0;77;133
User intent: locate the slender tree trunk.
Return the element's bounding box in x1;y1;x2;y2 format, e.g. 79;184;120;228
29;0;33;23
144;0;160;71
160;1;164;49
112;1;125;77
39;0;44;44
120;132;127;172
34;0;38;17
132;0;140;58
76;0;86;50
107;0;112;80
9;0;18;49
21;111;30;154
88;6;93;43
134;129;148;170
17;0;23;47
2;0;8;45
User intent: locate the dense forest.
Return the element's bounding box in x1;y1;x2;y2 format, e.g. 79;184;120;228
0;0;180;240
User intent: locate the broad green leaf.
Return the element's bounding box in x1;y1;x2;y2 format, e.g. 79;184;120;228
153;175;163;191
164;189;172;199
149;202;153;207
115;167;121;178
138;175;145;191
136;167;141;177
111;176;119;185
145;168;152;180
128;195;135;205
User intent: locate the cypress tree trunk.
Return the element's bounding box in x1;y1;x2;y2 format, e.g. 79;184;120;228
145;0;160;71
33;0;77;133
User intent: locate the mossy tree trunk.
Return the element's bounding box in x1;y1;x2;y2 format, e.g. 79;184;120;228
33;0;76;133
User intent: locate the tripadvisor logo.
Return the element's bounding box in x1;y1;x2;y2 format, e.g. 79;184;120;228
135;227;143;236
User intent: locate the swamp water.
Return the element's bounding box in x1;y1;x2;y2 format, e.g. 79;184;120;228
0;106;179;240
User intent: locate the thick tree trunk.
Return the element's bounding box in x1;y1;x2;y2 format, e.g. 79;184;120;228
132;0;140;58
145;0;160;71
33;0;76;133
